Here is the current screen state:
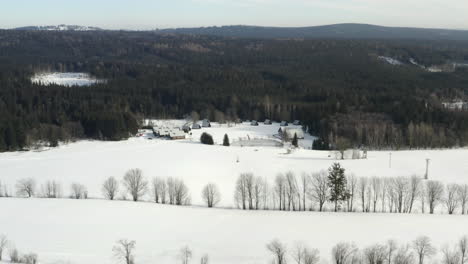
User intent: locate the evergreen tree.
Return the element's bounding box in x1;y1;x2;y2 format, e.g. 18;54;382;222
292;133;298;148
200;132;214;145
327;163;350;212
223;134;230;146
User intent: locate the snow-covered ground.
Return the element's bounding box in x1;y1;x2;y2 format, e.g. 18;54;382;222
0;198;467;264
0;121;467;207
31;72;105;87
1;121;468;264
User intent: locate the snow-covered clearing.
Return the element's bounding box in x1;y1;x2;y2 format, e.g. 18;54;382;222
31;72;105;87
0;198;467;264
1;121;468;263
0;121;467;207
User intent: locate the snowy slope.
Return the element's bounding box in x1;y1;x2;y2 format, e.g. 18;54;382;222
0;121;467;207
0;198;466;264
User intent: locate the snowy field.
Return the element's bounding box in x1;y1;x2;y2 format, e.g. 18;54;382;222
1;121;467;207
1;198;467;264
1;121;468;263
31;72;105;86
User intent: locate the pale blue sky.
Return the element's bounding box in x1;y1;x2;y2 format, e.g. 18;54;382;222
1;0;467;30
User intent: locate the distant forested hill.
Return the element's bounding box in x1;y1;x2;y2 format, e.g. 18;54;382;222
0;30;468;151
157;24;468;41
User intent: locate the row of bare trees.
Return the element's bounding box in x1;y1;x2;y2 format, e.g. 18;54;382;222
0;234;38;264
2;169;192;206
0;178;88;200
234;170;468;215
267;236;468;264
113;239;208;264
111;235;468;264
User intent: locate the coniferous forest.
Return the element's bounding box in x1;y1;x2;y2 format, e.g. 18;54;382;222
1;30;468;151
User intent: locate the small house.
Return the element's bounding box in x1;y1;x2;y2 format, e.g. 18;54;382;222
192;123;201;129
169;129;186;140
202;119;211;128
251;120;259;126
293;120;301;126
264;119;272;125
280;121;288;126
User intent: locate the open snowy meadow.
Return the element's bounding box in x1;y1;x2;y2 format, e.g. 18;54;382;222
1;121;468;264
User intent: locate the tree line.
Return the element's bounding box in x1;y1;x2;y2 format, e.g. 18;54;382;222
1;30;468;151
234;163;468;215
2;164;468;216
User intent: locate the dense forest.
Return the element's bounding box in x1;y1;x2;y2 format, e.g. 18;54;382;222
0;30;468;151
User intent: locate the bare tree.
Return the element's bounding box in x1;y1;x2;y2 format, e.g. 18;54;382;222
202;183;221;208
71;183;87;199
441;246;460;264
167;177;176;204
267;239;288;264
152;177;166;203
235;173;250;210
393;245;414;264
200;254;209;264
347;173;358;212
179;246;193;264
174;178;190;205
292;242;319;264
309;171;329;212
364;244;387;264
303;248;320;264
22;253;38;264
42;180;61;198
392;177;409;213
332;242;357;264
102;177;119;200
0;235;8;261
445;184;460;214
426;181;444;214
386;240;398;264
358;177;370;212
123;168;148;202
458;185;468;215
16;178;36;197
285;172;299;211
370;177;382;213
253;176;266;210
9;247;19;263
275;174;287;211
459;236;468;264
113;239;136;264
412;236;436;264
300;174;309;211
406;176;421;213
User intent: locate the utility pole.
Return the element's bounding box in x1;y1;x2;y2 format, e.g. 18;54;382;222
389;153;392;168
424;158;430;180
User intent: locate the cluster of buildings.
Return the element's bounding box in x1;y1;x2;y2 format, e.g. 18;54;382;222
442;100;468;111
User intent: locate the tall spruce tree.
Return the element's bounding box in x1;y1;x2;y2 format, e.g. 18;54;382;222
327;163;350;212
223;134;230;146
